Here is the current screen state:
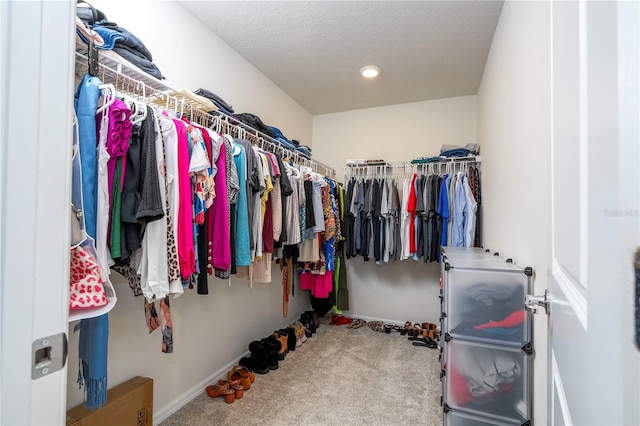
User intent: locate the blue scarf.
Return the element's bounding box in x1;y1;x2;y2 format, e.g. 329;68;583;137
74;74;109;410
77;314;109;410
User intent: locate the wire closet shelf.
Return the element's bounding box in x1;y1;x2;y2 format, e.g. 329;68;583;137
344;157;482;179
74;45;336;178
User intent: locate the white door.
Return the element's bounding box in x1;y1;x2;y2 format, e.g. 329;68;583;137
0;1;75;424
549;1;640;425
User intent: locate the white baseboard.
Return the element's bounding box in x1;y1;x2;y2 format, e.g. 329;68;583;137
153;350;249;425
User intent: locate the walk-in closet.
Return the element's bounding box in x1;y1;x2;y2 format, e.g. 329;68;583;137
1;1;639;426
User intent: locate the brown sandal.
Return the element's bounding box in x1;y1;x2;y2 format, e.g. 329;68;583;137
421;322;438;339
413;323;422;338
367;321;385;332
223;388;235;403
229;365;255;384
206;383;228;399
225;371;251;390
404;321;413;337
233;384;244;399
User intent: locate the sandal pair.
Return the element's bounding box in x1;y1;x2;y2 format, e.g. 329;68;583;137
367;321;385;332
347;319;366;329
421;322;439;340
404;322;422;338
206;382;243;403
226;366;254;390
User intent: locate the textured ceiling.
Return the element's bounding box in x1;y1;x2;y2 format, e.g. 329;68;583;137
179;1;503;115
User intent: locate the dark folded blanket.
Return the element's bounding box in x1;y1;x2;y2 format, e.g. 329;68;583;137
194;88;235;114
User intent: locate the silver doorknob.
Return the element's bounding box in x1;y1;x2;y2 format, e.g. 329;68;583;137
525;289;549;315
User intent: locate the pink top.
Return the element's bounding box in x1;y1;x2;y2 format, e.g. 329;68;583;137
172;117;195;278
210;136;230;270
97;98;132;202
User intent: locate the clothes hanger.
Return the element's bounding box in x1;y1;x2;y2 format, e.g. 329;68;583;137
119;89;147;125
174;96;181;117
164;94;178;117
132;100;147;124
96;84;116;114
130;82;148;125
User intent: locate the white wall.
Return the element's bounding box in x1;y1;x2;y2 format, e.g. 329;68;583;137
313;96;478;183
312;96;477;324
477;1;551;425
87;0;312;145
67;1;313;420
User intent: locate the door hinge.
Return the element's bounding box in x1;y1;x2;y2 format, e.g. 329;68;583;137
525;289;550;315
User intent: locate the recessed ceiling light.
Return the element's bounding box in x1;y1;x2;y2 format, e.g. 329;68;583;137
360;66;381;79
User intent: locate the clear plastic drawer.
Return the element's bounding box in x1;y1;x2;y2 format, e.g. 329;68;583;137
444;339;531;423
443;266;531;346
444;409;524;426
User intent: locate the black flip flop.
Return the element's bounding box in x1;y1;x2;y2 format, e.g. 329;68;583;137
412;339;438;349
410;336;438;347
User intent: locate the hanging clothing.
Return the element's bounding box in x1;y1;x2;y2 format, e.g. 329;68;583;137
232;141;251;267
209;133;231;271
462;174;478;247
137;111;170;301
341;164;480;263
170;118;195;277
74;74;109;411
74;74;102;241
95;105;112;277
157;114;183;296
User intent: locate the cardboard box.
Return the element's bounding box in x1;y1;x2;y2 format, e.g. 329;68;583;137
66;376;153;426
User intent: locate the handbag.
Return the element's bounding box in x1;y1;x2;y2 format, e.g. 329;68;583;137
69;245;107;309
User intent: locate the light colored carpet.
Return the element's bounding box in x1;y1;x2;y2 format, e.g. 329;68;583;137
160;323;442;426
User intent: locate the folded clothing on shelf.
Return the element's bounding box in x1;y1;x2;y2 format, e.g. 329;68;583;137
441;148;471;158
267;126;295;150
296;146;311;157
177;89;217;112
440;143;479;158
346;159;386;166
411;156;442;164
85;18;165;80
233;113;276;138
90;25;121;49
194;88;235;115
269;126;287;141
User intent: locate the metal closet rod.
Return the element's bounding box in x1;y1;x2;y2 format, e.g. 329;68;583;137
347;157;482;167
74;51;336;177
344;156;481;178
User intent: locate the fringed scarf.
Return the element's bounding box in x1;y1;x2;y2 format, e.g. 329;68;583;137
74;74;110;411
77;313;109;410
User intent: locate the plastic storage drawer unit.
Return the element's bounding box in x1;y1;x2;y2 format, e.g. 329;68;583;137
444;409;525;426
443;339;531;424
443;264;532;347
